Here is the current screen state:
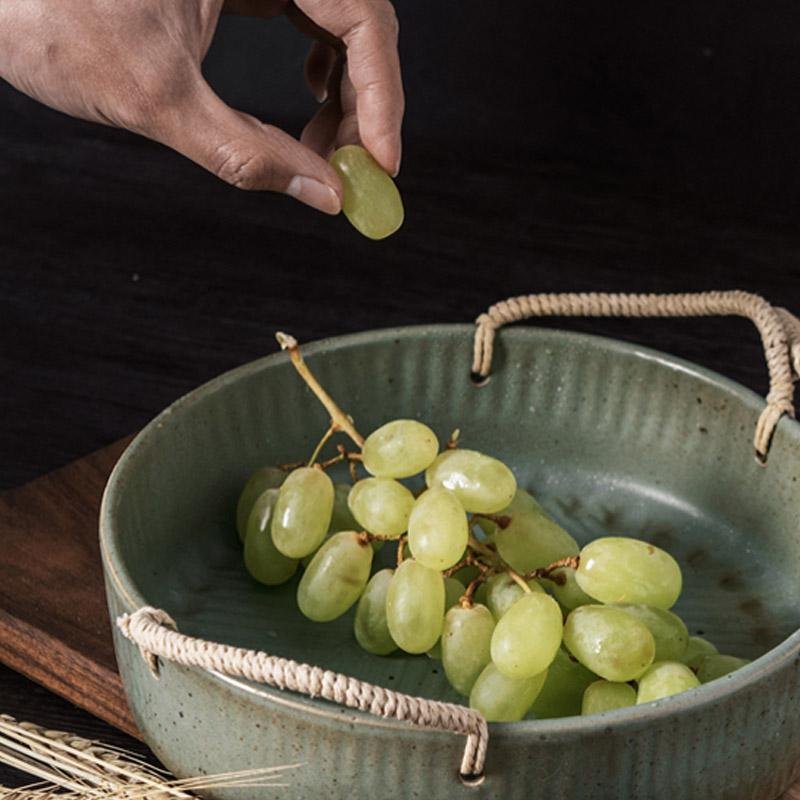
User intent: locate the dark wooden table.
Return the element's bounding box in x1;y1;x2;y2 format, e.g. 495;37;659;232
1;79;799;786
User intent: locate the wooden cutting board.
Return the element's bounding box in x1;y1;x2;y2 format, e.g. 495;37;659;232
0;437;138;738
1;440;798;799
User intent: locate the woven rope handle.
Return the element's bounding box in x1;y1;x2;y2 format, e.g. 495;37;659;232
472;290;800;463
117;607;489;780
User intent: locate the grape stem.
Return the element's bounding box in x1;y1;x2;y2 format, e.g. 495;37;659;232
505;567;532;594
308;422;339;466
459;574;486;608
467;534;496;560
446;428;461;450
276;332;365;449
526;555;581;583
396;535;407;566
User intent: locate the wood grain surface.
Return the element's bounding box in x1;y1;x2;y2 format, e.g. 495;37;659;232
0;437;137;738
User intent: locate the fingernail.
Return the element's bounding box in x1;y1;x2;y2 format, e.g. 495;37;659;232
315;87;328;103
391;139;402;177
287;175;341;215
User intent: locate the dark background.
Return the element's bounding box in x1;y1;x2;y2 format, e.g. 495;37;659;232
2;1;799;785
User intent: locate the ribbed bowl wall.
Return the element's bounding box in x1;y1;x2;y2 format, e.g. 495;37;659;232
102;325;800;800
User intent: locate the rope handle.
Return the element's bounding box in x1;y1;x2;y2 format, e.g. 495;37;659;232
117;607;489;782
471;290;800;463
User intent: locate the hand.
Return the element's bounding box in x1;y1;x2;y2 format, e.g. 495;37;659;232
0;0;404;214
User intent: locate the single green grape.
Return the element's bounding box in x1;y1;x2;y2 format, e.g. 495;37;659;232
679;636;719;670
407;487;469;570
582;680;637;715
330;145;404;240
548;566;596;612
361;419;439;478
297;532;373;622
271;467;334;558
347;477;415;538
243;488;298;585
490;592;563;679
469;662;549;722
425;449;517;514
354;569;397;655
493;490;579;573
563;605;655;682
236;466;285;542
696;654;751;684
386;559;445;653
576;537;682;610
528;648;597;719
613;604;689;662
441;604;495;696
484;573;544;621
636;661;700;704
329;483;360;533
427;577;465;659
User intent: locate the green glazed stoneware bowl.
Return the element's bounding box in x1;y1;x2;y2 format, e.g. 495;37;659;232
100;324;800;800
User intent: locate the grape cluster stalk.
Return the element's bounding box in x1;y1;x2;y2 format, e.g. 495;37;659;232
235;335;751;722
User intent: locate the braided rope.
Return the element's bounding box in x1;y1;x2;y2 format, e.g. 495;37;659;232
472;291;799;462
117;607;489;779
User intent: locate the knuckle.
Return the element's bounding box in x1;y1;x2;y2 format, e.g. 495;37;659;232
213;142;273;191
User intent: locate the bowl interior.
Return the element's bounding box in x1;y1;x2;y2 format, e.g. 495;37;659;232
102;325;800;707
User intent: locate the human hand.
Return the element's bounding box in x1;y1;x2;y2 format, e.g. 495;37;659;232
0;0;404;214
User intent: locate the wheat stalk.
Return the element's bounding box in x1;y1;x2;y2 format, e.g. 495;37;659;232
0;714;299;799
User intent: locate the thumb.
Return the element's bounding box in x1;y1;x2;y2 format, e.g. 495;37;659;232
157;83;342;214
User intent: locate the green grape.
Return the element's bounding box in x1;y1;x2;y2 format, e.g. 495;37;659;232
236;466;285;542
485;573;544;621
362;419;438;478
490;593;563;679
386;559;445;653
696;654;751;684
330;145;404;240
329;483;359;533
636;661;700;704
297;532;373;622
563;605;655;682
494;491;579;573
582;680;637;715
243;488;298;585
529;648;597;719
613;604;689;662
271;467;334;558
354;569;397;655
425;449;517;514
347;477;415;538
441;604;495;695
427;577;466;659
473;580;489;607
407;487;469;570
549;566;596;612
576;537;682;610
469;662;549;722
679;636;719;670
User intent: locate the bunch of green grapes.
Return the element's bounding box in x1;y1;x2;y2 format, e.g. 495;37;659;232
235;336;750;723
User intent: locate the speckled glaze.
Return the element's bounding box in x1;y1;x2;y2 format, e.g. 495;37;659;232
100;325;800;800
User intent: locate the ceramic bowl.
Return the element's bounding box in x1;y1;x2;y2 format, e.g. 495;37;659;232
100;325;800;800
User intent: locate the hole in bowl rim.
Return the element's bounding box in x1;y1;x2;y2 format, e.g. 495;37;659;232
99;323;800;739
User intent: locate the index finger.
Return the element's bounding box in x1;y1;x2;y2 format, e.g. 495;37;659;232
293;0;404;175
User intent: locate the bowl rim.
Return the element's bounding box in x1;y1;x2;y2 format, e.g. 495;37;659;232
100;322;800;738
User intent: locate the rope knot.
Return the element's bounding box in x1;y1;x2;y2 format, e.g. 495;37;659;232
117;606;177;678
